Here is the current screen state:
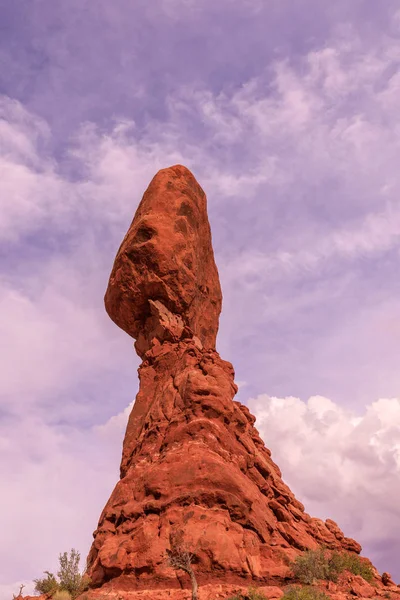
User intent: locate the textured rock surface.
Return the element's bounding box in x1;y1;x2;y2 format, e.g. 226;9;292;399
86;165;370;594
74;573;400;600
104;165;221;357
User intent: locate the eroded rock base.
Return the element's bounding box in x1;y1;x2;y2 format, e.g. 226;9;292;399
78;574;400;600
87;333;361;589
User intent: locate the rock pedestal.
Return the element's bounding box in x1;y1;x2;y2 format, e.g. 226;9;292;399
86;165;361;591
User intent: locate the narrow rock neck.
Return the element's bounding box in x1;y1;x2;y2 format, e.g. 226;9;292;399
120;334;237;479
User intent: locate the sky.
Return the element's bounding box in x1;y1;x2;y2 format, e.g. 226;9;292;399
1;0;400;596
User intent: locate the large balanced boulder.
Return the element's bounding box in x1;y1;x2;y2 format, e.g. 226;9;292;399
104;165;222;357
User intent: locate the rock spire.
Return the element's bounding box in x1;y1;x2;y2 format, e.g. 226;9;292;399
86;165;361;592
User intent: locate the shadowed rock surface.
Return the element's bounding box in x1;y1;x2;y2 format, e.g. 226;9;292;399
86;165;368;593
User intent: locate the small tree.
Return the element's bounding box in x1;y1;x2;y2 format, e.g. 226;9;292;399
58;549;83;596
166;544;198;600
12;584;25;599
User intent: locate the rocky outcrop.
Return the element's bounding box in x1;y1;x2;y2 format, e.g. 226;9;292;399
77;576;400;600
86;165;363;592
104;165;221;357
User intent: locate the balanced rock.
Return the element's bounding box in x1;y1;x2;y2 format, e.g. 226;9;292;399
86;165;361;591
104;165;221;357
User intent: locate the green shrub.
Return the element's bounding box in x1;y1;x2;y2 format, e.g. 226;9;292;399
226;588;268;600
291;548;374;585
291;549;329;584
246;588;268;600
323;550;374;583
33;570;59;595
53;591;72;600
33;549;89;599
283;586;330;600
76;573;91;594
333;551;374;582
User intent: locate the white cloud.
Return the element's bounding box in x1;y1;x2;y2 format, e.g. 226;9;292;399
249;393;400;577
0;95;51;165
0;259;136;415
166;27;400;281
0;98;190;245
94;400;134;438
0;402;131;595
4;21;400;263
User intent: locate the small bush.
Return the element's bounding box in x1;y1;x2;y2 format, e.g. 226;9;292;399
226;588;268;600
247;588;268;600
335;551;374;582
34;571;59;595
291;548;374;585
283;586;331;600
76;573;91;594
53;591;72;600
291;549;329;584
323;550;374;583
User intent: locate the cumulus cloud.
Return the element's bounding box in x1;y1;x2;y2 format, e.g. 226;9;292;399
249;394;400;579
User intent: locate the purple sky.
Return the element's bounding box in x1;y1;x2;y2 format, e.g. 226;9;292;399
1;1;400;596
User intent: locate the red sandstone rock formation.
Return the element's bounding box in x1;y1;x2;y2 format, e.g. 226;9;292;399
104;165;221;358
77;575;400;600
86;165;365;593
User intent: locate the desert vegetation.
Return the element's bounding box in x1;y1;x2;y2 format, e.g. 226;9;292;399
291;548;374;584
166;542;199;600
227;585;331;600
226;548;375;600
33;549;89;599
227;587;269;599
282;586;331;600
